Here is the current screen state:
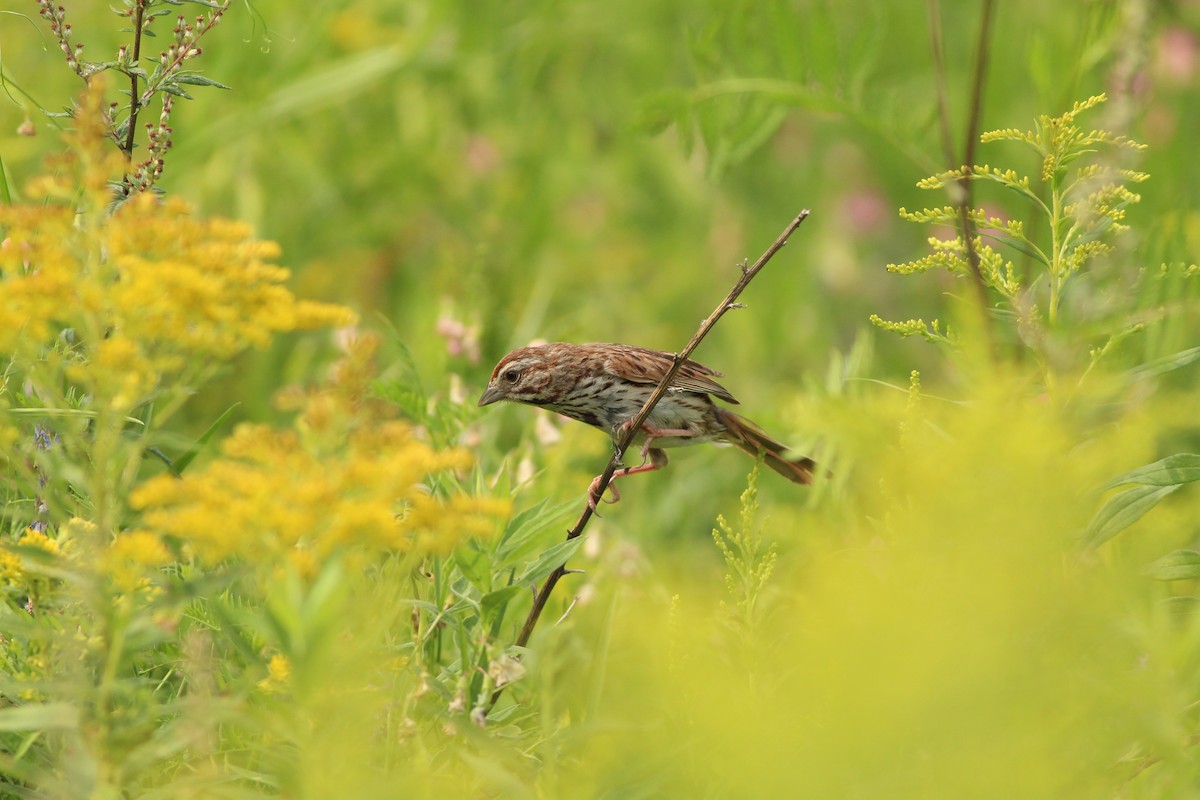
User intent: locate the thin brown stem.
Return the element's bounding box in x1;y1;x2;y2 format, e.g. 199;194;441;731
958;0;996;342
929;0;996;348
122;0;147;166
926;0;956;169
496;211;811;705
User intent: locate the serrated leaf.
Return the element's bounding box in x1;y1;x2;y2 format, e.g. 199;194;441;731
1104;454;1200;490
1146;550;1200;581
1083;484;1180;549
0;703;79;732
514;537;584;586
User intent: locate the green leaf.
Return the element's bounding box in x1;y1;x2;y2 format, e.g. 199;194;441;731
982;230;1050;268
1104;454;1200;490
0;703;79;732
494;498;579;566
514;537;584;586
481;585;524;629
454;540;491;592
263;47;408;119
173;73;232;90
1083;484;1180;548
0;154;11;205
172;403;240;475
1127;346;1200;381
1145;550;1200;581
160;84;194;100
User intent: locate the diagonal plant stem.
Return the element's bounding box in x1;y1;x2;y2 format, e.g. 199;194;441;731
927;0;997;348
497;210;810;699
958;0;995;309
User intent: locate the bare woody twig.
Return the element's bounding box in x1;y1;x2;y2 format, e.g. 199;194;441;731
500;210;811;680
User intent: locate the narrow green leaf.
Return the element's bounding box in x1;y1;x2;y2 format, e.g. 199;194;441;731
514;537;584;586
1083;484;1180;548
160;84;194;100
982;230;1050;267
173;403;240;475
1146;550;1200;581
0;703;79;732
1127;346;1200;381
264;47;407;119
173;73;232;90
0;154;11;205
495;498;579;564
1104;454;1200;490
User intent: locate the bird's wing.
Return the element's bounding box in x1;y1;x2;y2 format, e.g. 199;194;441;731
601;344;739;404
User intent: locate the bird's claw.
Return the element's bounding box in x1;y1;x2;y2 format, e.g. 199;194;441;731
587;475;622;513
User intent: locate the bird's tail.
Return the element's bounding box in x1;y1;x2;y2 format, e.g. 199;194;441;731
717;409;815;485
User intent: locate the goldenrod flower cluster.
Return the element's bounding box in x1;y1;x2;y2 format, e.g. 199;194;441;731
129;335;508;572
0;85;356;416
0;195;356;414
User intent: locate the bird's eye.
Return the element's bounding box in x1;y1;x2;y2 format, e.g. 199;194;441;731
503;369;520;383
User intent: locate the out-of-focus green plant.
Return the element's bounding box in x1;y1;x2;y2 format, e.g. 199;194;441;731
33;0;231;198
712;462;777;637
2;3;1198;797
871;95;1150;360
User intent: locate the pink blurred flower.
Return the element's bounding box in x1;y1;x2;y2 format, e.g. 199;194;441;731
1155;26;1198;85
464;134;501;176
435;310;481;364
840;190;889;236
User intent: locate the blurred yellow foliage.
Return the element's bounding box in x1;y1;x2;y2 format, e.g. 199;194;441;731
129;334;509;571
553;373;1183;800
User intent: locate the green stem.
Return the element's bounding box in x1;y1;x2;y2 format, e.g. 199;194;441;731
1048;175;1064;325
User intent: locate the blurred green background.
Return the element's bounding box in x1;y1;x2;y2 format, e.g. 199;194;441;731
4;4;1200;796
1;0;1196;526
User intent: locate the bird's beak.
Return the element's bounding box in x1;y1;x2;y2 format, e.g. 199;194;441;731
478;385;504;407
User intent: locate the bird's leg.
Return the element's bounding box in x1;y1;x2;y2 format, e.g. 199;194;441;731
588;448;669;511
614;419;698;462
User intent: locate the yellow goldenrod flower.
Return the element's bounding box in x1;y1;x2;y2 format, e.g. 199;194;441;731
129;335;508;569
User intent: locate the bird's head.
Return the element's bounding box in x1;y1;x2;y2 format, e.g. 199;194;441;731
478;344;561;407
